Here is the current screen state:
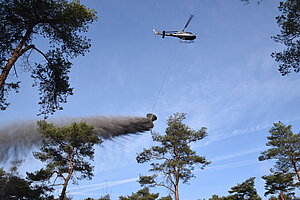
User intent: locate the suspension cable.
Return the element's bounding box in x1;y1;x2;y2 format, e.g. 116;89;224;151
151;47;178;114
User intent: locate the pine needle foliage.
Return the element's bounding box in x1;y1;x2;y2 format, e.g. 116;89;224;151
137;113;210;200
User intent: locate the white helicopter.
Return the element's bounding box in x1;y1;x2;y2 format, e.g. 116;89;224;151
153;15;196;41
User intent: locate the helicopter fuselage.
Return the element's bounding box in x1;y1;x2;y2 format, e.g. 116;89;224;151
165;31;196;40
153;29;196;41
153;15;196;41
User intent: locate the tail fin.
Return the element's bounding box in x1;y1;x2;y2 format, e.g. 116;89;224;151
153;29;159;35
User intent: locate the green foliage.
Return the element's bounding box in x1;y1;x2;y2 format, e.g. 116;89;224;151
208;194;227;200
207;178;261;200
262;170;299;198
226;177;262;200
158;196;172;200
271;0;300;75
28;121;101;199
241;0;300;75
0;162;53;200
259;121;300;182
208;173;299;200
119;188;172;200
31;48;73;116
0;0;97;117
269;195;300;200
98;195;111;200
84;194;111;200
137;113;210;199
119;187;159;200
0;82;20;110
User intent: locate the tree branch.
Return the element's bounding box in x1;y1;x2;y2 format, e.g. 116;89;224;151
167;173;176;189
154;181;175;194
151;154;170;161
52;170;66;182
32;46;50;62
17;45;35;58
49;183;64;187
15;26;34;53
13;63;18;78
53;174;61;186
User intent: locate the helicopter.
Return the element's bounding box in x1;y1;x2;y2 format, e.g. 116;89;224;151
153;15;196;41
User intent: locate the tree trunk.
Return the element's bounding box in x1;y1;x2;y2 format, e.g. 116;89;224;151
60;178;70;200
0;53;19;87
175;182;179;200
60;169;73;200
279;191;285;200
174;144;179;200
0;28;33;87
60;154;74;200
292;159;300;182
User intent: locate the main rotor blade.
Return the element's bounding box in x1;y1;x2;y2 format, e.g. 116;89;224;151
182;15;194;31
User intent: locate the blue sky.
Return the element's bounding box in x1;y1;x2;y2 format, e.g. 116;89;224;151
1;0;300;199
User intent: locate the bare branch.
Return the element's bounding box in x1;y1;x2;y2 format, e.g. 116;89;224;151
167;174;176;188
52;170;66;182
23;48;34;71
12;63;18;78
18;45;35;57
49;183;64;187
32;46;50;62
53;174;60;186
154;182;175;194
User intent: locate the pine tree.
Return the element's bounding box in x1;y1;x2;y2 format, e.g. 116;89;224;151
271;0;300;75
0;161;53;199
27;121;101;200
262;169;299;200
119;187;159;200
259;122;300;182
0;0;97;116
208;194;226;200
84;194;111;200
227;177;262;200
240;0;300;75
136;113;210;200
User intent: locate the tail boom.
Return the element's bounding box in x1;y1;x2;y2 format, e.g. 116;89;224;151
153;29;167;39
153;29;159;35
